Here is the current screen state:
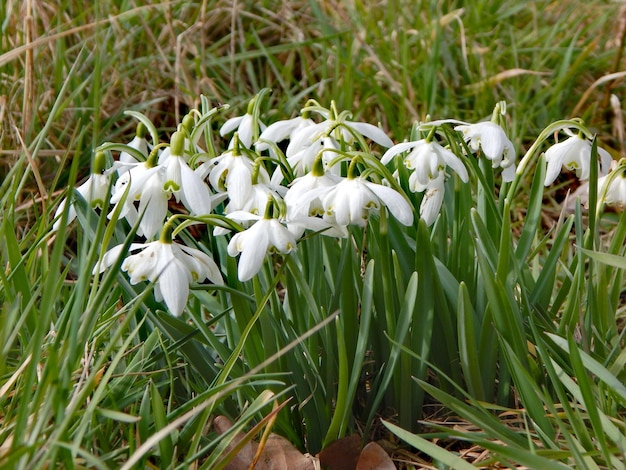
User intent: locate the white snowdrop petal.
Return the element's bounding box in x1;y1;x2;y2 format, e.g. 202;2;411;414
349;122;394;148
381;141;418;165
180;163;213;215
365;181;414;226
420;177;445;226
220;116;245;136
159;259;191;316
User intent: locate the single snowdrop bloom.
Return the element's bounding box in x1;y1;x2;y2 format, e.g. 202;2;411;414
455;121;516;181
53;152;111;231
544;133;612;186
285;212;348;239
162;130;213;216
285;155;343;219
112;165;169;239
109;147;170;239
198;133;270;209
287;136;341;176
220;92;268;148
94;228;223;316
119;122;149;166
255;111;316;152
322;177;413;227
418;173;446;226
309;101;394;148
211;182;284;236
238;182;286;215
316;158;413;227
381;137;469;190
284;101;392;170
227;202;298;282
598;164;626;209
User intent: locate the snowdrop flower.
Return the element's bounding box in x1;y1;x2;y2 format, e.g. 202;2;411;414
381;138;469;191
198;134;270;209
255;113;316;152
321;176;413;227
119;122;149;166
598;165;626;209
94;234;223;316
221;113;265;148
284;102;392;175
285;170;343;219
418;173;446;226
162;130;213;216
109;161;169;239
220;93;268;148
544;134;612;186
53;152;111;231
287;136;341;176
307;158;413;227
455;122;516;181
227;207;298;282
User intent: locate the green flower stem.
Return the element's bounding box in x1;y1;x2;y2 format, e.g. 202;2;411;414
346;154;361;179
595;160;626;222
322;316;349;448
311;152;326;177
181;113;195;135
159;222;174;244
146;144;165;168
169;214;245;237
231;132;241;157
249;88;272;144
124;110;160;146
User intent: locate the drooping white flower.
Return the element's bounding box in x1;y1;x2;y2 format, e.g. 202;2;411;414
119;123;149;166
198;137;270;209
598;166;626;209
544;134;612;186
286;135;341;176
287;112;392;156
317;176;413;227
220;113;266;149
53;152;111;231
94;239;223;316
53;173;111;231
285;170;343;219
381;139;469;191
418;173;446;226
163;131;213;216
283;102;393;176
220;94;269;149
109;161;169;239
227;214;298;282
455;121;516;181
255;115;316;152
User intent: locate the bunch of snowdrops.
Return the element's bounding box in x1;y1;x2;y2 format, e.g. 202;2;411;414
54;91;623;318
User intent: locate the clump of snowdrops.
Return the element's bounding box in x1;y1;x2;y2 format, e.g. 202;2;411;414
53;90;626;466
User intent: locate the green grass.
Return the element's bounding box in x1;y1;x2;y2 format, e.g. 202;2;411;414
2;0;626;468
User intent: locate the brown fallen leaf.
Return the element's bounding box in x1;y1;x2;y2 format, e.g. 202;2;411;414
317;434;362;470
214;416;259;470
355;442;395;470
213;415;319;470
253;434;319;470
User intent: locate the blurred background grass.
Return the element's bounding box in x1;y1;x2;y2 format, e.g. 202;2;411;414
2;0;625;197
